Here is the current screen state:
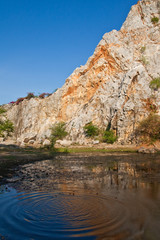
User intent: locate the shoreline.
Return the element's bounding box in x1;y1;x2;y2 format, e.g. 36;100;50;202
0;142;159;184
0;140;160;154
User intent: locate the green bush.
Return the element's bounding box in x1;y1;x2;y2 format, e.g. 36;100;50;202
16;97;25;105
149;78;160;90
143;97;158;113
103;129;117;144
83;122;99;137
136;114;160;142
50;122;68;148
151;17;159;24
0;106;14;137
140;46;146;53
0;119;14;137
0;106;6;115
141;56;149;65
15;93;35;105
26;92;35;100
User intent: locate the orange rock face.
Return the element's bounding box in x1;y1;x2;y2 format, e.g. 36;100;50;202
59;44;121;121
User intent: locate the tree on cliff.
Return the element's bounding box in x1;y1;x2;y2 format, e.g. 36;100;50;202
50;122;68;149
0;106;14;138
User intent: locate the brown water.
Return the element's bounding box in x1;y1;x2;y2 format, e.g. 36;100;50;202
0;153;160;239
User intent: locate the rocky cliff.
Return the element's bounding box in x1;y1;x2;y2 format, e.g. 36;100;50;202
5;0;160;145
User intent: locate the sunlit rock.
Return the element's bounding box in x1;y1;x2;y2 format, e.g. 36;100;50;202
43;139;51;146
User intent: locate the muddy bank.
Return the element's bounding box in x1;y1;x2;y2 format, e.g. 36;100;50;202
7;153;160;192
0;142;160;184
0;145;54;183
1;139;160;153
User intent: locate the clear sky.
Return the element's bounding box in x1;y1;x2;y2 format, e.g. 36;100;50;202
0;0;138;105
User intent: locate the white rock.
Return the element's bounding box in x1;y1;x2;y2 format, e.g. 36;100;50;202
0;137;4;142
28;140;35;144
56;140;72;147
20;142;26;148
92;140;100;145
43;139;51;146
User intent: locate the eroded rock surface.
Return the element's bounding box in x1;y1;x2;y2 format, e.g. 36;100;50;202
6;0;160;145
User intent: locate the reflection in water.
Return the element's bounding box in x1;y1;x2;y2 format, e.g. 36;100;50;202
0;153;160;239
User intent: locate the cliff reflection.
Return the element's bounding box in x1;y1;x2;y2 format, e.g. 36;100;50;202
9;153;160;198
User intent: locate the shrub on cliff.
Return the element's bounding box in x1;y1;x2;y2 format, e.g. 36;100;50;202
39;93;47;99
140;46;146;54
143;97;158;113
39;93;51;99
0;106;14;138
26;92;35;100
16;97;25;105
141;56;149;65
0;106;6;115
103;129;117;144
50;122;68;148
9;101;16;105
0;119;14;137
83;122;99;137
149;77;160;91
151;17;159;24
136;114;160;142
15;93;35;105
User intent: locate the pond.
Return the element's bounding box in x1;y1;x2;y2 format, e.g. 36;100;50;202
0;153;160;240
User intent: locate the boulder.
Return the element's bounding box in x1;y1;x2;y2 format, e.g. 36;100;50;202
43;139;51;146
137;147;157;154
28;140;35;144
92;140;100;145
24;138;29;143
56;140;72;147
0;137;4;142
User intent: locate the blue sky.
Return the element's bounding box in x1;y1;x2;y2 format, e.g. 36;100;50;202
0;0;137;105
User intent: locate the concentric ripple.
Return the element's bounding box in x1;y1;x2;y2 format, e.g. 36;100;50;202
0;187;144;240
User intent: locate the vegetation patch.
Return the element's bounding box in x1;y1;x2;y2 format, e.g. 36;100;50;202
50;122;68;149
39;93;51;99
136;114;160;143
149;77;160;91
14;92;53;105
55;147;136;153
83;121;118;144
103;130;117;144
16;97;25;105
0;106;14;138
151;17;159;24
141;56;149;65
83;122;99;137
140;46;146;54
0;106;7;115
143;97;158;113
26;92;35;100
16;93;35;104
0;119;14;137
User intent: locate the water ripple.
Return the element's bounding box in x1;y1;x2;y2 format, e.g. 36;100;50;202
0;187;144;240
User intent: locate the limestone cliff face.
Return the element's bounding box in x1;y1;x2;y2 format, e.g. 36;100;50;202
6;0;160;144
